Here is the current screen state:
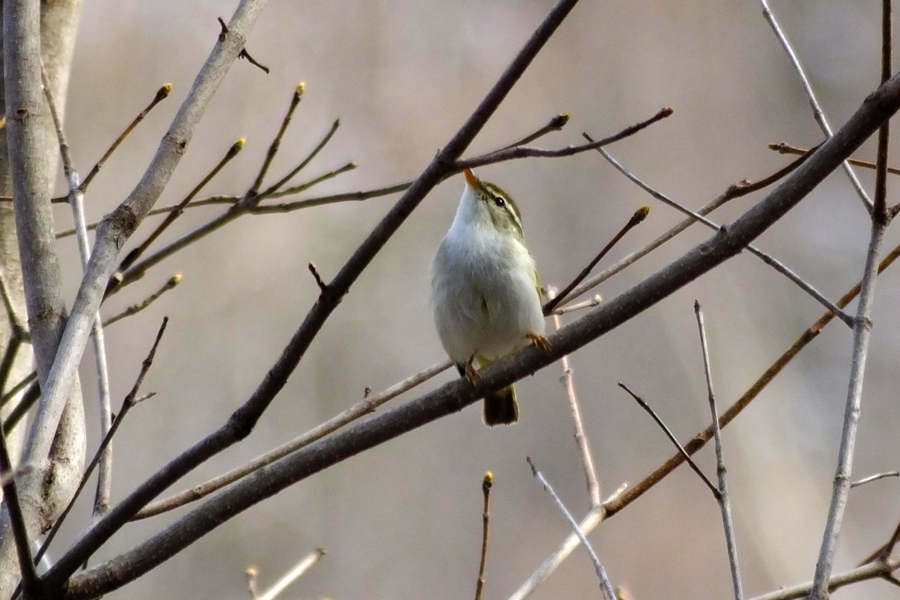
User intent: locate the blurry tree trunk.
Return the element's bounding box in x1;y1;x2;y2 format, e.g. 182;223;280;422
0;1;84;597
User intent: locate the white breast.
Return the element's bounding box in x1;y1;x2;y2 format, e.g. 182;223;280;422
431;220;545;364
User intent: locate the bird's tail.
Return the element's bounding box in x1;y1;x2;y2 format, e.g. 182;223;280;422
483;385;518;426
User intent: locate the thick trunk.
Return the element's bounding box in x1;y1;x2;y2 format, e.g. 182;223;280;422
0;1;84;597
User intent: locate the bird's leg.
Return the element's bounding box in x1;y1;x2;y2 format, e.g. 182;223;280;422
457;356;479;385
527;333;551;351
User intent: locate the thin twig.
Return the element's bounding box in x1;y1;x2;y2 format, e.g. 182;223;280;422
558;144;818;306
543;206;649;314
80;84;172;192
263;162;357;200
526;457;616;600
2;383;39;435
218;17;270;74
0;270;25;337
250;82;304;196
118;139;245;273
475;472;493;600
551;294;602;315
0;374;35;411
501;113;569;149
809;5;892;592
0;413;38;594
850;471;900;489
617;383;718;497
875;0;893;221
547;287;600;506
589;140;852;326
258;117;339;200
456;107;672;171
108;111;342;297
749;557;900;600
33;318;168;566
41;61;116;518
695;301;743;600
102;274;182;327
758;0;874;213
134;358;453;519
256;548;326;600
767;142;900;176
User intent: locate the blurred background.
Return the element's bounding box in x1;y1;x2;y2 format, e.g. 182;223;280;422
38;0;900;597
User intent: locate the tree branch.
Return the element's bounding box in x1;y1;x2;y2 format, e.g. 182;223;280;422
695;302;743;600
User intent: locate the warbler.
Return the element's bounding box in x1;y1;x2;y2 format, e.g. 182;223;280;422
431;169;549;426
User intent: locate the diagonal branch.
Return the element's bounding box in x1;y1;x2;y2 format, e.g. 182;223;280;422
695;302;743;600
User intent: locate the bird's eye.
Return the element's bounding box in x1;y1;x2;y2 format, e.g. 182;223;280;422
493;195;505;207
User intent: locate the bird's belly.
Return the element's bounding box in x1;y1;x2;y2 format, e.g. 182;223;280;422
433;265;542;362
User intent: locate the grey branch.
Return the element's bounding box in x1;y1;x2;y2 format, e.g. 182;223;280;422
526;457;616;600
695;302;743;600
41;62;115;519
808;214;888;599
0;0;86;596
591;142;852;327
548;287;600;507
135;358;452;519
556;145;816;306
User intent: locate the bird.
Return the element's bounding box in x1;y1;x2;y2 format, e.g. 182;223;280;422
431;168;550;426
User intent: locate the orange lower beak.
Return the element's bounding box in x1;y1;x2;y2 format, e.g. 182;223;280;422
464;168;481;189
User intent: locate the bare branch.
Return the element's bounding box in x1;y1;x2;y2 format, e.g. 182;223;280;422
0;0;87;595
809;6;892;592
474;472;492;600
543;207;648;315
102;274;182;327
33;318;168;567
590;141;852;326
750;558;900;600
768;142;900;175
135;358;452;519
547;287;600;506
602;238;900;522
250;83;304;195
41;60;116;519
526;457;616;600
558;145;818;305
118;140;245;273
850;471;900;489
0;415;37;594
254;548;325;600
456;107;672;171
694;301;743;600
617;383;718;497
501;113;569;149
79;83;172;192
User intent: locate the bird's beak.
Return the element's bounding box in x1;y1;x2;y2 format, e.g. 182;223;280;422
464;168;482;190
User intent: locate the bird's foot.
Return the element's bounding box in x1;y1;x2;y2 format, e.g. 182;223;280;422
464;361;479;385
527;333;551;351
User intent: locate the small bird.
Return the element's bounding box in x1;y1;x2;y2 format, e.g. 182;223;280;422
431;168;550;426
